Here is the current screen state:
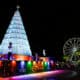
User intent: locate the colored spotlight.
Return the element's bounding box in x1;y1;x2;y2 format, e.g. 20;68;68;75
44;62;47;65
0;61;2;67
28;61;31;65
21;61;25;66
43;62;49;71
33;61;36;65
11;60;16;67
50;60;54;65
17;61;26;74
26;61;32;74
20;61;25;69
11;60;17;74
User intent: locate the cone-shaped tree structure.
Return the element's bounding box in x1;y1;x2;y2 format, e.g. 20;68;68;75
0;8;32;56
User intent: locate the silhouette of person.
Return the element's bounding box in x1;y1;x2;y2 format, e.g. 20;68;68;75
8;42;12;60
8;52;12;60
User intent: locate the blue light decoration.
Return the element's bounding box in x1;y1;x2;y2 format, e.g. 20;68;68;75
0;8;32;56
17;61;26;75
47;61;50;71
20;61;26;73
21;61;25;68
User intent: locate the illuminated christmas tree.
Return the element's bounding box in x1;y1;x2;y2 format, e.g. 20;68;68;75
0;7;32;56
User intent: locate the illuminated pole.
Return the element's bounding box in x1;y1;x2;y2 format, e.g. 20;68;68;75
43;49;46;56
35;53;38;61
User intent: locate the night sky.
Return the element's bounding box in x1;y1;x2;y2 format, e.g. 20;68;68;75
0;0;79;60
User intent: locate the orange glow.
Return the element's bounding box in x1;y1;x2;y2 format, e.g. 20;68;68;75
32;61;43;72
12;54;32;61
0;78;3;80
39;57;49;61
11;60;16;67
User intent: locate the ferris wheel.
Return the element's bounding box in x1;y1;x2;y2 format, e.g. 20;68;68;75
63;37;80;62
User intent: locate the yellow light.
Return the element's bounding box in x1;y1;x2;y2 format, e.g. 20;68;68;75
33;61;36;65
41;61;44;65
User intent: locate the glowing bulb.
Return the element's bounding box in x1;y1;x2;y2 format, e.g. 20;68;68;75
21;61;25;66
50;60;54;64
43;49;46;56
33;61;36;65
47;62;49;65
0;61;2;67
45;62;47;65
11;60;16;67
28;61;31;65
41;61;44;65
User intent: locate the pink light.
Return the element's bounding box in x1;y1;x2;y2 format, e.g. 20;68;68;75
50;60;54;64
8;70;64;79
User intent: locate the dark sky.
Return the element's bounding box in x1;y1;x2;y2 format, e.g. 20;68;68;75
0;0;79;60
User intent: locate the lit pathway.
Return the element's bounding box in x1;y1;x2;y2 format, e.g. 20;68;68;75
0;70;77;80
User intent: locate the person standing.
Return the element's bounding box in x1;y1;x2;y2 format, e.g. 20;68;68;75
8;42;12;60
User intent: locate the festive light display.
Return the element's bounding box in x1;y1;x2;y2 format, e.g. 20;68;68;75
0;61;2;67
32;61;43;72
26;61;33;74
11;60;17;74
11;60;17;67
0;6;55;77
0;9;32;56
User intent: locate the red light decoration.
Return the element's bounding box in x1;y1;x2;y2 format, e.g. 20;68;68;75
0;61;2;67
11;60;16;67
11;60;17;73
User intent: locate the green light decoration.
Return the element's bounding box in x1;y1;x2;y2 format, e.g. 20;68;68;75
43;61;48;71
75;51;80;55
77;60;80;64
63;56;69;61
26;61;33;74
72;51;80;62
63;49;80;66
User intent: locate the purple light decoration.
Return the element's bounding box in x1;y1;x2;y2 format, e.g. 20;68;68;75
20;61;25;68
0;70;77;80
5;70;64;79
